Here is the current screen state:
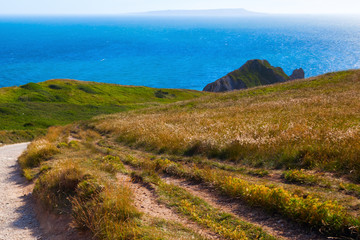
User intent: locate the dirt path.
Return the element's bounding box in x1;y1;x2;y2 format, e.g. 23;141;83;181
0;143;42;240
101;142;331;239
164;177;328;240
117;173;222;240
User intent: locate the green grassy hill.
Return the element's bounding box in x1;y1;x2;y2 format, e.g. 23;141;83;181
0;79;206;143
20;69;360;239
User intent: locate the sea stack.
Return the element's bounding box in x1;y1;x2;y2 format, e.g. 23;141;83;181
290;68;305;80
203;59;304;92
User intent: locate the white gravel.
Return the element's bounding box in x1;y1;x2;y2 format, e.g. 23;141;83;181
0;143;42;240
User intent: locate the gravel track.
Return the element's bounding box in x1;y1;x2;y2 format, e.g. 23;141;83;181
0;143;42;240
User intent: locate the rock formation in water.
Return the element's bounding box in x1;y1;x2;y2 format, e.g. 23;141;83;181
290;68;305;80
203;60;305;92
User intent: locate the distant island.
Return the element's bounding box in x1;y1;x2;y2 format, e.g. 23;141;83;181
130;8;266;17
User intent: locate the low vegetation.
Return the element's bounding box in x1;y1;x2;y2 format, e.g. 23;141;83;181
94;70;360;181
155;181;275;240
17;70;360;239
282;169;319;186
20;126;209;240
0;129;46;143
0;79;205;143
118;150;360;238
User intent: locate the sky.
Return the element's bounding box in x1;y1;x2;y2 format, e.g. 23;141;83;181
0;0;360;15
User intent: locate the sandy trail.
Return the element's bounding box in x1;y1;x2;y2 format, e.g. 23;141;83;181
0;143;42;240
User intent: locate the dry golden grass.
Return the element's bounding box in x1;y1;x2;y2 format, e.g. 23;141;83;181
18;126;64;176
94;70;360;180
21;125;209;240
21;70;360;239
112;147;360;237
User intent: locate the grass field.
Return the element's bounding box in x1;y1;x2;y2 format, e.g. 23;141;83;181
19;70;360;239
0;79;205;143
94;70;360;181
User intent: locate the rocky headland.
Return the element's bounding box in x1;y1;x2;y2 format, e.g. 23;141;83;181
290;68;305;80
203;59;305;92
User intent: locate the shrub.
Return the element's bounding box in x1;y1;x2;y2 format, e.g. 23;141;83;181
77;85;98;94
57;142;68;148
23;122;35;128
283;169;318;185
68;140;80;149
130;171;144;183
20;82;42;91
19;139;59;169
48;84;64;90
23;168;36;181
33;165;86;212
98;155;125;174
76;178;104;202
71;185;141;239
339;183;360;198
155;90;175;99
247;169;269;178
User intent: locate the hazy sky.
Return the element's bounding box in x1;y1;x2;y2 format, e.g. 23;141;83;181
1;0;360;15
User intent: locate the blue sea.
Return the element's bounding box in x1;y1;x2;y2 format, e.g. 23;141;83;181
0;15;360;90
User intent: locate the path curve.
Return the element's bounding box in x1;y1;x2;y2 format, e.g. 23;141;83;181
0;143;42;240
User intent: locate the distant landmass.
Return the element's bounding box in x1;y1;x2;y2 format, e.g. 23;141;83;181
131;8;266;17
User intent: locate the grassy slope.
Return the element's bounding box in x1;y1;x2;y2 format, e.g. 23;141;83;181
89;69;360;238
94;70;360;180
0;79;206;143
20;125;279;240
20;70;360;239
19;127;210;240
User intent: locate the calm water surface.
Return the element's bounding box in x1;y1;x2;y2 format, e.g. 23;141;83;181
0;15;359;90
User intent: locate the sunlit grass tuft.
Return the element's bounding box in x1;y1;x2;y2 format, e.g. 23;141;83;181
18;127;62;171
71;183;141;240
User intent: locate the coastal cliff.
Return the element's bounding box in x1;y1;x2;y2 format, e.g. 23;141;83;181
203;60;305;92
